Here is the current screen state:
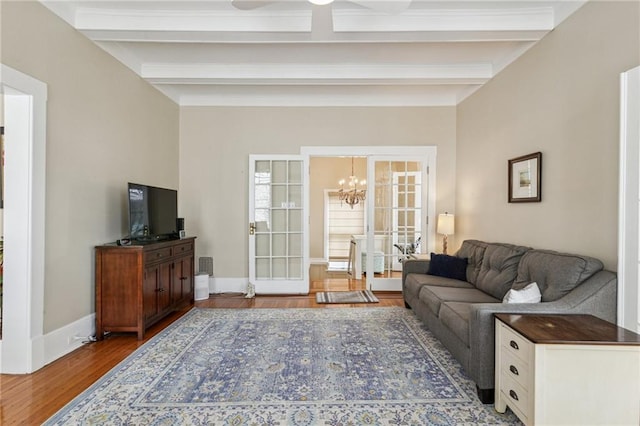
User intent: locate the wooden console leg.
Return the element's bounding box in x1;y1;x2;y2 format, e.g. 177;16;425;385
95;325;104;341
494;391;507;413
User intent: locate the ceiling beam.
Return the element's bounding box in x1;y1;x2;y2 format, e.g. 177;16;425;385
141;63;493;82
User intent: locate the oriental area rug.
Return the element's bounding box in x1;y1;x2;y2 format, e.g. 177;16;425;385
45;308;521;425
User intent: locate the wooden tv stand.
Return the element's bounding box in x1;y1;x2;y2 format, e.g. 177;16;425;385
95;237;196;340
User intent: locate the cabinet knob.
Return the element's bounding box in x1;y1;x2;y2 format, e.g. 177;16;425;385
509;365;519;375
509;390;519;401
509;340;519;350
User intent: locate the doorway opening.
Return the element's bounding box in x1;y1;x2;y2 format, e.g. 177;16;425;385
325;188;365;271
303;147;436;294
310;156;368;292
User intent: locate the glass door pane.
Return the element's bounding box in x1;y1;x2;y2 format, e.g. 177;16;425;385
367;158;425;291
249;156;306;294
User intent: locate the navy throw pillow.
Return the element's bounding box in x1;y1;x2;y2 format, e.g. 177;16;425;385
427;253;468;281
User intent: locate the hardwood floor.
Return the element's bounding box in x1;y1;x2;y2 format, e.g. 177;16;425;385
0;284;404;425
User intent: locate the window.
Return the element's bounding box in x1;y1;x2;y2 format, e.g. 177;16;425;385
325;190;365;260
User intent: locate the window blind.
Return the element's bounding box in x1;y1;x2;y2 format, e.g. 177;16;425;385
327;191;364;259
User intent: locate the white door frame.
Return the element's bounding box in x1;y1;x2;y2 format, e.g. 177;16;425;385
248;155;308;294
301;146;436;291
618;65;640;332
1;64;48;373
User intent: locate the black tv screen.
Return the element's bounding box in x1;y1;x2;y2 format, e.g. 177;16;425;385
128;183;178;240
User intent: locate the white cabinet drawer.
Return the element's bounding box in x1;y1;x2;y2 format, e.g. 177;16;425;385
501;370;531;421
501;349;530;389
499;322;532;364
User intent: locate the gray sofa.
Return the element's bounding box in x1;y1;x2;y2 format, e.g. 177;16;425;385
402;239;617;404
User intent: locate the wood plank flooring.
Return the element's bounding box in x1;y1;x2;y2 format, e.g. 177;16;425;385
0;283;404;425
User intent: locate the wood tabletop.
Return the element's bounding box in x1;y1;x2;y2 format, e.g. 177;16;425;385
495;313;640;346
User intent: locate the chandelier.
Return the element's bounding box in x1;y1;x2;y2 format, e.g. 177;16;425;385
338;157;366;208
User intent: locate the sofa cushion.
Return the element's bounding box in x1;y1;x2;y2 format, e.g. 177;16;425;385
427;253;468;281
514;249;604;302
438;302;473;347
407;273;475;290
455;240;487;285
419;285;499;317
403;275;425;299
474;243;530;300
404;273;473;300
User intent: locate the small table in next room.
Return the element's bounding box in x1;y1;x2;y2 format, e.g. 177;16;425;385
494;313;640;426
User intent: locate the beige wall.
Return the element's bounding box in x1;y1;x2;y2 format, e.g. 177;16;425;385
6;0;631;334
179;107;456;278
1;2;179;332
456;0;640;270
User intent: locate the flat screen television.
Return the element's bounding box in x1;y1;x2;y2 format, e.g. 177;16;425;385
128;182;178;241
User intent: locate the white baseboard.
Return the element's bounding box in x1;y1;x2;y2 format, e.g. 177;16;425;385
210;277;248;294
255;281;309;295
17;274;316;371
0;329;47;373
43;313;96;367
371;281;402;291
35;275;316;370
209;277;310;295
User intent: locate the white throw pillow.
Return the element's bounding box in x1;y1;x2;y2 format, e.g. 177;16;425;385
502;282;542;304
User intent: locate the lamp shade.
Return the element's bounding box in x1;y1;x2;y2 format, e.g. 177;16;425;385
437;213;455;235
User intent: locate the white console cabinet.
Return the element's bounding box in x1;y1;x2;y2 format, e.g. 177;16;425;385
495;314;640;426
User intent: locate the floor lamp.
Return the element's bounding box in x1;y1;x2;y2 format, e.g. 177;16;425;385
437;212;455;254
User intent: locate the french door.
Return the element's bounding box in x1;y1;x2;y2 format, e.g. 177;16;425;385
366;156;433;291
248;155;308;294
249;148;435;295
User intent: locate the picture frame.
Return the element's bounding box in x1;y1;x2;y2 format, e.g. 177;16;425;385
508;152;541;203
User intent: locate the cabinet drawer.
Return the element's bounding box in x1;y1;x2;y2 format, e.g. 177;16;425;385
501;371;530;421
145;247;172;263
500;323;532;364
172;242;193;256
501;349;530;389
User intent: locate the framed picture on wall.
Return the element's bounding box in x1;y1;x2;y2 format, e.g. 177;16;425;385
508;152;541;203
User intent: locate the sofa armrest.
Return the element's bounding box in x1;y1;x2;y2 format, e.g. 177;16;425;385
466;270;617;390
545;270;617;323
402;259;430;284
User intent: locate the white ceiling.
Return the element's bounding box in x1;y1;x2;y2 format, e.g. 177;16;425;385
41;0;586;106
